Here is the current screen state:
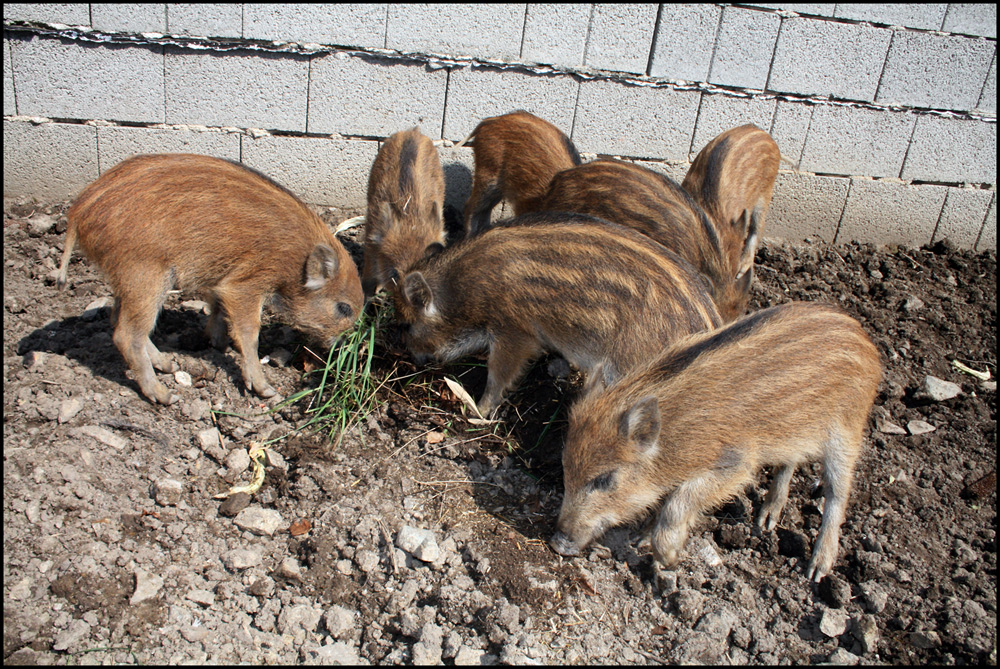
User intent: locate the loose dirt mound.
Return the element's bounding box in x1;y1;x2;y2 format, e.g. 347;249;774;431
3;200;996;665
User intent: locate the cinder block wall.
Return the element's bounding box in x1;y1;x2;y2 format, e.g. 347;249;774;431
3;3;996;250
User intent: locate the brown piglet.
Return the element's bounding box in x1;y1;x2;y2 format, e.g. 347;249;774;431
55;153;363;405
538;159;747;322
682;124;780;288
458;110;581;237
363;127;446;300
551;301;881;582
393;212;723;417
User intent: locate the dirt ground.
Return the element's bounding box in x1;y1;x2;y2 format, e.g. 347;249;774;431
3;197;996;665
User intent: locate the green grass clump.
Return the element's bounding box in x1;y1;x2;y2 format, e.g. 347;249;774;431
283;296;395;445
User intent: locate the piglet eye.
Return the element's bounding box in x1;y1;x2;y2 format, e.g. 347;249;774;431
588;471;615;492
336;302;353;318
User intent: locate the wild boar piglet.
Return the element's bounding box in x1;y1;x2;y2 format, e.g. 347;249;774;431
393;212;722;417
459;110;581;237
56;153;363;405
363;127;446;299
539;158;748;322
682;124;780;295
551;301;881;582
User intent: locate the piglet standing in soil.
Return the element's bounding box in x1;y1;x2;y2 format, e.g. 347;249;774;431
681;123;780;296
363;127;446;300
458;110;581;238
538;158;747;322
551;301;881;582
55;153;363;405
393;212;723;417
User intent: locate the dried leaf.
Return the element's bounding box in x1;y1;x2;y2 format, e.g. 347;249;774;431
442;377;498;424
289;519;312;536
425;431;445;444
335;215;366;234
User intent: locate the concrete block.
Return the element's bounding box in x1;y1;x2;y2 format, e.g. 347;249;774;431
943;4;997;39
975;194;995;251
709;6;780;90
243;4;386;49
572;80;701;160
584;4;658;75
833;4;947;31
799;105;914;178
442;66;578;143
309;52;447;138
91;4;166;33
979;55;996;114
689;94;776;161
2;4;91;26
768;17;891;102
96;126;240;174
166;4;243;38
435;145;475;214
765;171;848;243
901;115;996;185
623;158;690;186
769;100;813;168
521;3;591;68
385;4;525;61
932;187;995;249
241;134;379;209
4;40;15;116
10;35;165;123
741;4;837;17
648;4;721;82
837;178;947;247
165;47;309;132
3;120;98;201
876;32;994;111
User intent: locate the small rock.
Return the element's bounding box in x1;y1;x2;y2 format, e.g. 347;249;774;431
695;608;738;638
696;541;722;567
827;647;860;665
25;499;41;524
276;556;304;580
818;573;852;608
233;507;284;536
325;605;356;639
196;427;226;461
307;641;363;665
181;300;209;313
52;619;90;651
225;448;251;476
546;357;571;379
265;448;288;473
249;576;275;598
57;398;83;424
81;297;113;321
73;425;127;451
174;370;193;387
153;478;183;506
131;568;163;605
876;417;908;435
187;589;215;607
852;615;879;655
671;589;705;622
218;491;251;517
354;549;379;573
910;629;940;649
412;623;443;665
22;350;46;370
498;600;520;633
819;608;848;638
442;631;462;659
454;646;484;665
181;626;209;643
278;604;322;635
902;295;924;312
223;548;261;571
396;525;440;563
907;420;936;435
915;375;961;402
26;212;57;237
982;380;997;392
181;398;211;422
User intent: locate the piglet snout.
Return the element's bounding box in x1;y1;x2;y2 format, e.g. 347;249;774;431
550;531;581;557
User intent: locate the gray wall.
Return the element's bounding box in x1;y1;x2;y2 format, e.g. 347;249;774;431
3;3;996;249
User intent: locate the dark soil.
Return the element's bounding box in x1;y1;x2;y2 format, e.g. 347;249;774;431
3;198;996;665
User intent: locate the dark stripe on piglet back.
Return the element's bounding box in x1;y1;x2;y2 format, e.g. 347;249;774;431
397;134;420;196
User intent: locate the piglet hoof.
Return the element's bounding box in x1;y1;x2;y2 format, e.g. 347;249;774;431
756;506;780;532
148;383;179;406
806;557;831;583
254;383;277;399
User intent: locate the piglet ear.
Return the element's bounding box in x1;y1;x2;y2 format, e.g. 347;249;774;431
304;244;340;290
402;271;434;312
423;242;445;260
620;396;661;457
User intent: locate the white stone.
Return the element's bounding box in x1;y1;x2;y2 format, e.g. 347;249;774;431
57;398;83;424
918;375;962;402
131;568;163;605
819;608;849;638
907;420;937;435
233;507;284;536
74;425;127;450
